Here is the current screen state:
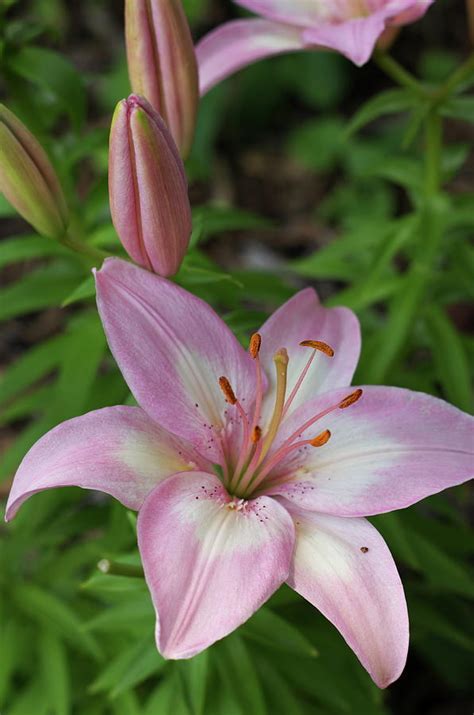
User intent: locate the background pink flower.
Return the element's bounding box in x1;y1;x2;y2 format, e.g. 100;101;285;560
197;0;434;94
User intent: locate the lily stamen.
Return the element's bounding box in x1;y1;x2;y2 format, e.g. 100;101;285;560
230;335;265;488
339;389;363;409
242;428;332;497
218;375;250;481
249;332;262;359
310;429;332;447
252;391;363;486
282;340;335;418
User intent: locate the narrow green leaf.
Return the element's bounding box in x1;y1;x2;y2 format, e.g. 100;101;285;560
0;263;82;320
214;635;267;715
6;677;49;715
411;532;474;598
144;674;192;715
409;594;474;651
372;512;421;570
178;651;209;715
39;629;71;715
109;691;141;715
192;204;271;240
441;96;474;123
0;333;65;405
425;305;473;412
8;46;86;129
346;89;418;135
243;607;318;657
61;275;95;306
0;414;56;480
0;234;68;268
0;384;50;426
256;659;305;715
13;583;101;659
49;312;106;422
84;595;154;633
90;636;165;696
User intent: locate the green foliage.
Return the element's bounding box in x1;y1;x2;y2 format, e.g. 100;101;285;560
0;2;473;715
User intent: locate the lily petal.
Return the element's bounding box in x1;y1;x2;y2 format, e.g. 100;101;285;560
236;0;334;27
95;258;255;463
266;386;474;516
197;19;305;95
302;13;387;66
286;507;408;688
5;406;209;520
258;288;360;424
383;0;434;26
138;472;295;658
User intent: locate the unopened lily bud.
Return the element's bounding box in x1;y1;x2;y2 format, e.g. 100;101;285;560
0;104;68;238
125;0;199;158
109;95;191;277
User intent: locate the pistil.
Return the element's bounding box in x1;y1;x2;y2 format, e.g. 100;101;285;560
229;334;264;491
236;348;288;495
257;348;289;466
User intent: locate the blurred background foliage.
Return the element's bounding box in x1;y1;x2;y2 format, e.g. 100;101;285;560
0;0;473;713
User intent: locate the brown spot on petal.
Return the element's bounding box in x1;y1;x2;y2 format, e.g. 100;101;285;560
360;546;369;553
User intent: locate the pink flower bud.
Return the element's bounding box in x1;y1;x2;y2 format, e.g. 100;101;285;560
0;104;68;238
125;0;199;159
109;95;191;277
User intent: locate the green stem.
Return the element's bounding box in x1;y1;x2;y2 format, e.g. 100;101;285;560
97;559;144;578
424;110;442;197
364;110;445;383
374;51;428;98
59;230;108;264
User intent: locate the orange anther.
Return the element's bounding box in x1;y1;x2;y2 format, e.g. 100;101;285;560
249;333;262;359
218;376;237;405
339;389;363;409
300;340;335;357
310;429;331;447
251;426;262;443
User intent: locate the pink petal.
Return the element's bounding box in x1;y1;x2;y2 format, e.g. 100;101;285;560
5;406;209;520
235;0;332;26
258;288;360;423
303;13;388;66
301;0;433;65
137;472;295;658
266;386;474;516
286;507;408;688
197;19;305;95
382;0;435;26
95;258;255;463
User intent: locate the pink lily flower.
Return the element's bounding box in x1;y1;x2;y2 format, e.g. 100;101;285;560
6;258;472;688
197;0;434;95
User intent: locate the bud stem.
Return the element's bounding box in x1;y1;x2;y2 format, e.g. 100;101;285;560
59;230;109;263
97;559;144;578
